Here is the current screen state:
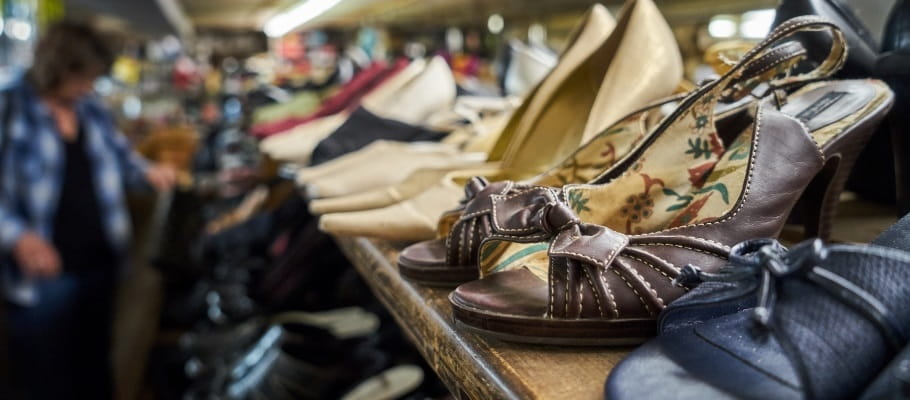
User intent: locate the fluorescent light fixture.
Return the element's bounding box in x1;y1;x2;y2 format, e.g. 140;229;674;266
264;0;344;38
708;15;737;39
740;9;775;39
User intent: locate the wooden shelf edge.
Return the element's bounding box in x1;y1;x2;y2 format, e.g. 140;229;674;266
335;235;533;400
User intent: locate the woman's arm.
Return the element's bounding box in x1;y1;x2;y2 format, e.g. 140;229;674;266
92;101;175;191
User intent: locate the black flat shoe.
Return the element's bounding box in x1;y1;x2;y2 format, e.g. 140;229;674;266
606;214;910;400
181;308;380;381
310;106;447;166
194;324;387;400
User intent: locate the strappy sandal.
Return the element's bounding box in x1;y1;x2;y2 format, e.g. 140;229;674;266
448;17;895;345
607;218;910;399
398;39;810;286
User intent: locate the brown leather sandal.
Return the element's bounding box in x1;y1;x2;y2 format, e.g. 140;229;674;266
449;17;895;345
399;40;811;286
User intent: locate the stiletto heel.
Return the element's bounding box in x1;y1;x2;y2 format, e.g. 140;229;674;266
801;110;885;239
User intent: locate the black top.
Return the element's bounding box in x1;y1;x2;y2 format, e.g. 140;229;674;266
52;127;115;271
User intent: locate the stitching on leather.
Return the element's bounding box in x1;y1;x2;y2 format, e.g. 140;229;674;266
465;218;475;266
444;225;456;265
752;52;796;77
552;248;607;269
577;270;584;318
489;232;549;241
565;262;570;318
488;187;557;233
460;208;492;220
635;242;729;258
455;222;465;266
583;266;605;318
650;104;763;235
490;198;530;233
548;257;556;318
600;267;620;318
748;45;794;71
634;235;732;252
625;254;674;283
624;258;665;309
780;112;826;160
611;267;653;316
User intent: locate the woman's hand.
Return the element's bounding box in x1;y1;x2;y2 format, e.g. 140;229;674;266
145;164;178;192
13;232;61;278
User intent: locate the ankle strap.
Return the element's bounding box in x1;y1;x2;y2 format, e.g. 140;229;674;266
720;16;847;97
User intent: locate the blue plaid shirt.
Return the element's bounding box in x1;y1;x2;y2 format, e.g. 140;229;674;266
0;78;151;305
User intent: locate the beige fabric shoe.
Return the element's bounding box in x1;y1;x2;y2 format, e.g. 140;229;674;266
260;58;429;162
319;176;466;241
308;166;471;215
493;0;682;178
300;141;486;199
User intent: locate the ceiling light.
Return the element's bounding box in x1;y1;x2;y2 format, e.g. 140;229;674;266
740;9;775;39
707;15;737;39
264;0;343;38
6;19;31;41
487;14;504;35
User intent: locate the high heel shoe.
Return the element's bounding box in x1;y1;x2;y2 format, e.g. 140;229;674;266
447;17;895;345
318;0;684;241
398;40;810;286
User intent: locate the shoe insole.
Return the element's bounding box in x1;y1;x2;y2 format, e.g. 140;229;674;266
271;307;380;339
341;365;424;400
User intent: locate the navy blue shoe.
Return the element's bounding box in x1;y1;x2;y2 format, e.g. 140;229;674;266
606;214;910;400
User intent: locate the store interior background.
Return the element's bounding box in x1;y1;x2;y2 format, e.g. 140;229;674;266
0;0;901;398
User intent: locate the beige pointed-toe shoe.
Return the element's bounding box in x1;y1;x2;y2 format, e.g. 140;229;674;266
308;166;471;215
318;174;469;241
301;141;486;199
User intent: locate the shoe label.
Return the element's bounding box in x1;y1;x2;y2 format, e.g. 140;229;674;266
795;91;848;122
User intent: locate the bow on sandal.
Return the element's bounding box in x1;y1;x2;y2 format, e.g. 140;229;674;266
398;40;812;286
607;216;910;400
447;16;895;345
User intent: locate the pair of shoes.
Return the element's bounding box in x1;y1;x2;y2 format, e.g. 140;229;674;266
397;30;813;285
606;213;910;400
184;313;385;400
318;0;684;241
260;57;455;164
398;17;895;345
295;96;515;200
299;140;487;200
180;308;380;380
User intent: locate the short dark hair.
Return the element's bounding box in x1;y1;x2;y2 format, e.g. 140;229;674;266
27;21;114;93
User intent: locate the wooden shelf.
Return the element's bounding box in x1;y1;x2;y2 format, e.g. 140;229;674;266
334;236;632;400
333;199;897;400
